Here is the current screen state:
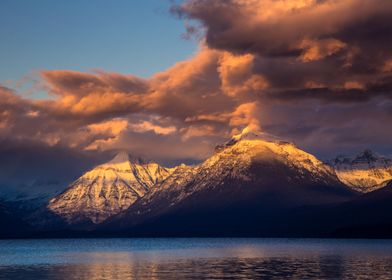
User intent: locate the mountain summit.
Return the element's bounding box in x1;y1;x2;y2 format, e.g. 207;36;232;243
47;152;174;224
215;127;285;152
107;151;131;165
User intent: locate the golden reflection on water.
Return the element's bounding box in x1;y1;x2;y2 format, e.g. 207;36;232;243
3;255;392;280
2;239;392;279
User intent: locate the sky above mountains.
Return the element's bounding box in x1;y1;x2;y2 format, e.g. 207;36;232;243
1;0;392;180
0;0;195;84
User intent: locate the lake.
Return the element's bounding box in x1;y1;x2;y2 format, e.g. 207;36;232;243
0;238;392;279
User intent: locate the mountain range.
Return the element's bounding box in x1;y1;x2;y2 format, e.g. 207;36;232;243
1;129;391;238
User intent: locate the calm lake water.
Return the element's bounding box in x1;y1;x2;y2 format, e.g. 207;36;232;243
0;238;392;279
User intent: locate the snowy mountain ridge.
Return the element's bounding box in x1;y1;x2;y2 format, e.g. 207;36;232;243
43;131;389;228
329;150;392;193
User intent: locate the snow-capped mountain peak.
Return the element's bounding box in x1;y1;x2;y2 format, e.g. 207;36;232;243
105;150;131;165
216;127;286;152
47;152;174;224
212;134;338;184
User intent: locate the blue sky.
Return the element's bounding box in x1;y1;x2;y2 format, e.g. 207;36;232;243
0;0;195;87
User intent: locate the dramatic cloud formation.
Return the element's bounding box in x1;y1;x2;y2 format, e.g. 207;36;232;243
1;0;392;180
175;0;392;101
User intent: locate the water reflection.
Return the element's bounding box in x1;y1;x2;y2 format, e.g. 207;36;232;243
2;257;392;280
1;239;392;279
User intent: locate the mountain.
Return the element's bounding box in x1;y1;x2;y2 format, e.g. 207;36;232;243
0;180;65;213
329;150;392;193
47;152;174;225
103;130;355;235
292;181;392;238
328;181;392;237
0;201;30;237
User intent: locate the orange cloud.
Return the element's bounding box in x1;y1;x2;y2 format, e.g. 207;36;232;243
87;119;129;135
298;38;346;62
72;119;129;150
40;71;146;119
177;0;392;66
218;52;268;97
344;81;365;90
129;120;177;135
228;102;261;134
382;59;392;72
180;124;217;140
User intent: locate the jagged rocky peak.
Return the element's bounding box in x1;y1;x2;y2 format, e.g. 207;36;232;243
47;151;174;225
351;149;391;166
332;150;391;166
329;150;392;193
355;149;378;162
